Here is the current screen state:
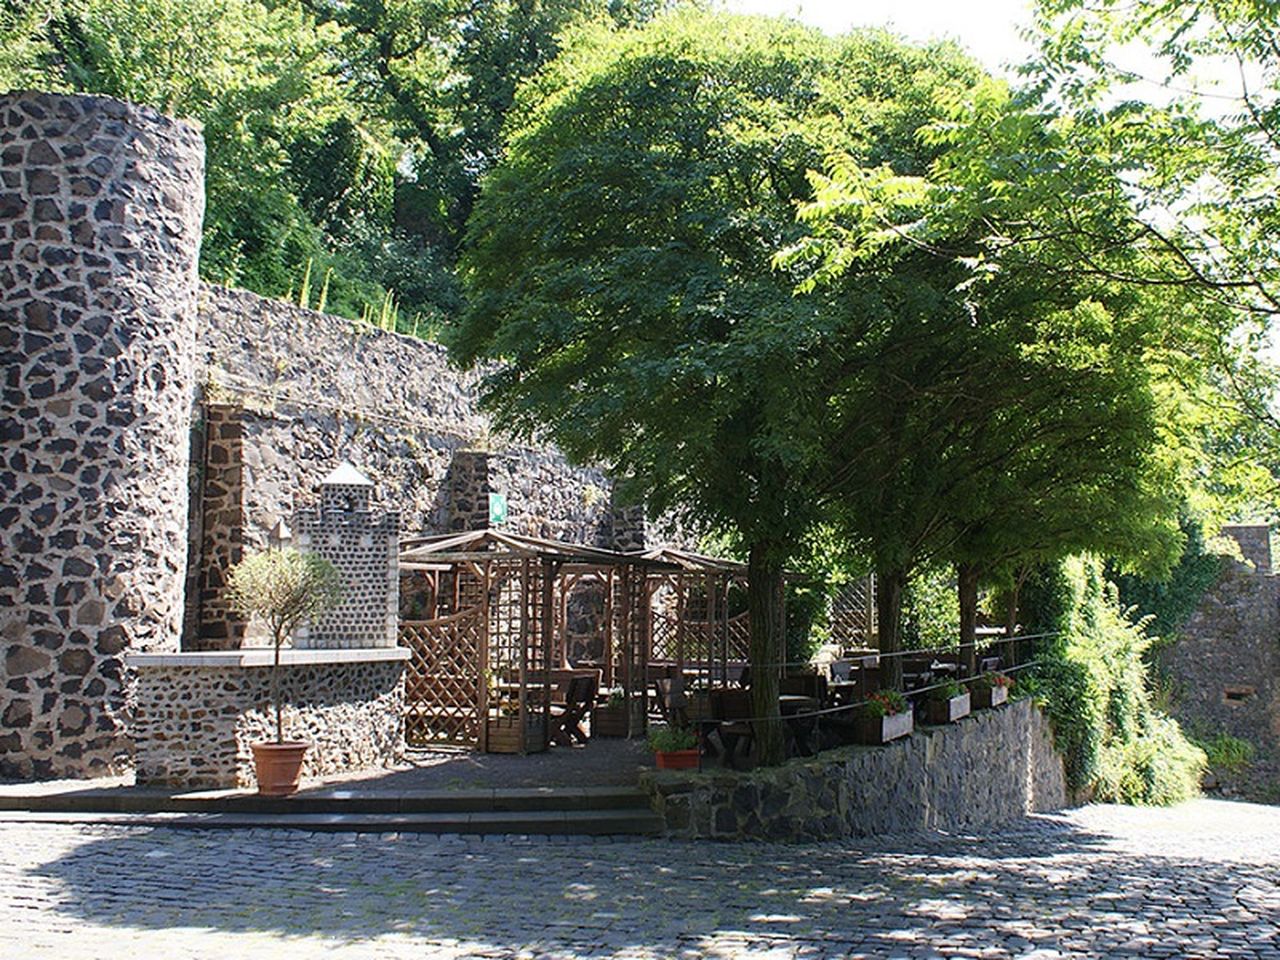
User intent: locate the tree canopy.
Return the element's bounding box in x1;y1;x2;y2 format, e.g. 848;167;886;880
2;0;673;330
454;11;999;756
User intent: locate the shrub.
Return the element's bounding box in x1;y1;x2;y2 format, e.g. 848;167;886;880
1195;732;1255;772
647;725;698;752
1023;555;1205;805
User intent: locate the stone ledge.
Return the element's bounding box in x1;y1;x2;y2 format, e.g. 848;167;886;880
125;647;411;669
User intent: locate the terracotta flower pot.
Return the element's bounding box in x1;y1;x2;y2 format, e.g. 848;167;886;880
251;741;310;796
654;748;700;770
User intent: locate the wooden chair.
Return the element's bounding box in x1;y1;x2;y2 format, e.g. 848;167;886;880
653;675;688;727
551;674;598;746
711;687;755;769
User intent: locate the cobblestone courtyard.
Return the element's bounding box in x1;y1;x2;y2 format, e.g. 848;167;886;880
1;799;1277;959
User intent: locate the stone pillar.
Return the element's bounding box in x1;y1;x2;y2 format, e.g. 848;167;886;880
0;92;205;778
194;403;247;650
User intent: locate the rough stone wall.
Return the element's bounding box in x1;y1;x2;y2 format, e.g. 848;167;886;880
132;659;405;788
643;699;1067;841
195;285;632;585
443;447;615;546
0;92;204;779
1221;524;1272;575
1160;560;1280;801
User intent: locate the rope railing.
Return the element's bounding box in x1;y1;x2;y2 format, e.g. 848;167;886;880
651;632;1056;729
642;632;1057;676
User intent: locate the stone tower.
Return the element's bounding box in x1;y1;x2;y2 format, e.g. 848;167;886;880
0;92;206;778
293;463;400;648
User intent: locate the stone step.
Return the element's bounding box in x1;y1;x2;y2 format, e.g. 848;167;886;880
0;784;652;816
0;808;665;836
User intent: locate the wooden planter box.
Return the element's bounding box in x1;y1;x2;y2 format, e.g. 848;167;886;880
971;684;1008;710
853;710;914;745
920;691;971;725
485;715;547;754
592;704;629;738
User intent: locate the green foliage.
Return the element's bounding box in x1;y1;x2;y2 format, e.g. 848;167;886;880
926;679;966;702
1027;0;1280;518
785;580;829;668
1025;556;1205;804
860;689;908;719
226;547;343;649
900;565;959;651
1194;732;1255;773
226;546;343;743
1111;514;1226;640
3;0;670;333
647;724;698;752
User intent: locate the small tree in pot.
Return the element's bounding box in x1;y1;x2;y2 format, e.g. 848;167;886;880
226;547;343;795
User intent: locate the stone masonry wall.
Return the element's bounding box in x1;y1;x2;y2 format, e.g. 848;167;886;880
0;92;205;779
643;699;1067;841
192;285;637;649
132;658;405;788
1160;559;1280;802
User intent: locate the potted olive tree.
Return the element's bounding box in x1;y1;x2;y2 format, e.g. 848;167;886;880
226;547;343;795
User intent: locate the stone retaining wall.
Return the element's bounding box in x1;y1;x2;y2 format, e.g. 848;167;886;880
130;652;406;788
643;699;1067;841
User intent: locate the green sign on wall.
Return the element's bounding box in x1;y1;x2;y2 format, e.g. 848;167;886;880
488;492;508;526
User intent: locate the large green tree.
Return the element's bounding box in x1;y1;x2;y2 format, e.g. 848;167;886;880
782;78;1199;679
454;11;985;761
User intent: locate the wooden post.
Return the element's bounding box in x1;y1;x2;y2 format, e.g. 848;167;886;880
478;561;491;752
542;558;555;751
620;565;634;737
603;568;614;687
518;558;529;754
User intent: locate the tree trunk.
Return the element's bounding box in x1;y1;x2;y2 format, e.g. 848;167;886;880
876;567;906;691
272;627;284;743
958;562;979;677
747;541;785;767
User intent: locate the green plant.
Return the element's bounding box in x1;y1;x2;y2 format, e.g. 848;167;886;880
1022;556;1206;805
861;689;908;719
971;673;1014;692
226;547;343;743
926;679;966;702
605;686;625;709
1195;733;1255;772
647;725;698;753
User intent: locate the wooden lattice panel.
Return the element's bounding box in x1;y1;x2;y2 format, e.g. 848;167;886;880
401;608;483;745
830;575;876;647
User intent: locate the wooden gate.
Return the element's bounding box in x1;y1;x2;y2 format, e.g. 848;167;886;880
401;606;484;746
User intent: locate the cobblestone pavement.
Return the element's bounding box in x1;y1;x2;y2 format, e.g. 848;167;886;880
1;799;1277;959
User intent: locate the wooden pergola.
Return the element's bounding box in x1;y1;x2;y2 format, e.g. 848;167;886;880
642;547;753;691
398;531;678;752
